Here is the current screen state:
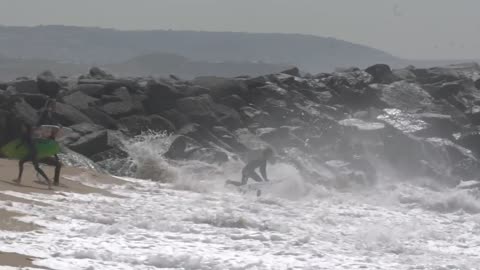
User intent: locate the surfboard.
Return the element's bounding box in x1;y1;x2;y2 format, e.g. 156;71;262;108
227;179;286;197
1;139;61;160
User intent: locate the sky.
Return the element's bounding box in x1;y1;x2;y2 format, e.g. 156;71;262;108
0;0;478;60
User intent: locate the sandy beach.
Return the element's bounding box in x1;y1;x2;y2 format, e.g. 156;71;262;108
0;158;125;269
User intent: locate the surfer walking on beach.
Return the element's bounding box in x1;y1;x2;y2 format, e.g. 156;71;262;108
226;147;274;187
36;98;62;186
14;98;62;189
14;120;53;189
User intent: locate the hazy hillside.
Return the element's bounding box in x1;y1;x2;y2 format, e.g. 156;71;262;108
0;25;400;72
0;52;290;81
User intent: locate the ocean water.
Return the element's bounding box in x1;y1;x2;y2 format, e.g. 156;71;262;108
1;134;480;269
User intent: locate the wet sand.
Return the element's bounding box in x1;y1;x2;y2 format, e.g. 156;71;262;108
0;158;126;269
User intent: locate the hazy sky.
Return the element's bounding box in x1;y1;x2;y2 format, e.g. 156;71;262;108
0;0;478;60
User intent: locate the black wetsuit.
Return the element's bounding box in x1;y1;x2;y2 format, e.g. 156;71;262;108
16;102;62;187
17;123;52;188
228;156;269;187
35;105;62;186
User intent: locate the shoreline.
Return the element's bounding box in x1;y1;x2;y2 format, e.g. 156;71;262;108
0;158;126;268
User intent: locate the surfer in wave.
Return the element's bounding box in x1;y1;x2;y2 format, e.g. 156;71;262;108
226;147;274;187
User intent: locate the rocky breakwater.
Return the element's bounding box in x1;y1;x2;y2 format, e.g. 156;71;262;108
1;63;480;187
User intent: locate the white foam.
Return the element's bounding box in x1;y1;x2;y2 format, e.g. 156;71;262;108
1;169;480;269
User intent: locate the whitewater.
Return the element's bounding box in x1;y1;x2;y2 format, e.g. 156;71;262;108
1;134;480;270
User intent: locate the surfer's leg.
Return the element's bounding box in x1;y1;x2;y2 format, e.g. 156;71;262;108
31;157;52;189
30;147;52;189
239;174;249;186
250;171;263;183
14;159;26;184
226;174;248;187
14;139;35;184
53;154;61;186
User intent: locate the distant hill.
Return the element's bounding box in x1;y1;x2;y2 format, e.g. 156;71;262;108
0;25;401;73
0;52;290;81
107;53;290;79
0;54;87;80
0;25;476;80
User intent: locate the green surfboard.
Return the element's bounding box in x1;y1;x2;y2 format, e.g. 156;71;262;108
1;139;60;160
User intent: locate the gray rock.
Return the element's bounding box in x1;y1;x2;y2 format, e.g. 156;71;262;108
365;64;399;84
9;79;38;94
82;107;119;129
62;123;111;157
176;94;242;129
74;84;106;97
280;67;301;77
119;115;175;135
54;103;93;126
100;87;144;118
63;91;99;111
37;70;61;97
89;66;114;80
192;76;248;99
144;80;184;113
371;81;435;112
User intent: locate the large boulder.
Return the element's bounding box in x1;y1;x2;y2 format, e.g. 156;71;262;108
8;97;38;126
36;70;61;98
456;129;480;156
9;79;38;94
164;135;202;160
475;78;480;90
178;123;235;152
63;91;99;111
280;67;301;77
82;107;119;129
251;83;289;100
77;79;138;93
192;77;248;100
100;87;144;118
218;94;247;110
53;103;93;126
239;106;272;128
326;69;373;89
325;71;376;109
392;67;417;82
421;138;478;185
261;98;291;126
0;109;11;146
88;67;115;80
211;126;248;152
244;76;268;88
411;66;463;84
370;81;435;112
160;109;190;129
257;126;305;149
119;115;175;135
18;93;49;110
365;64;399;84
414;113;461;139
423;82;463;99
0;82;7;90
74;84;106;97
144;80;184;113
164;133;229;164
176;94;242;129
61;123;111;157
